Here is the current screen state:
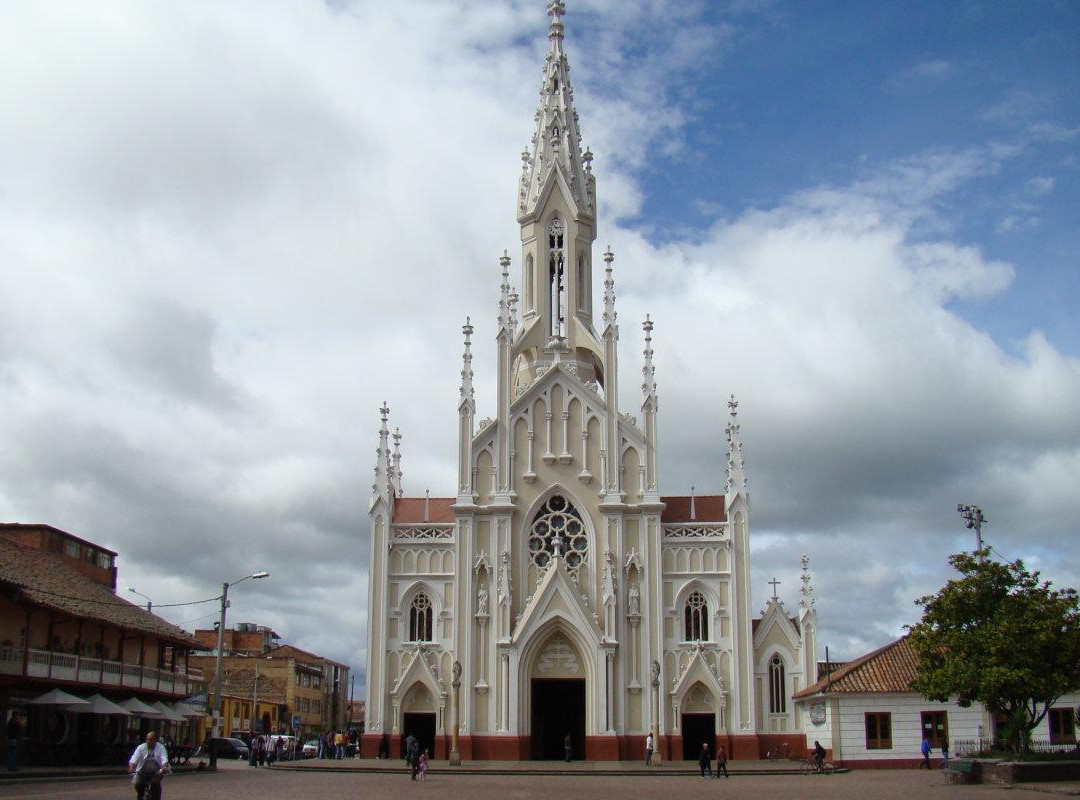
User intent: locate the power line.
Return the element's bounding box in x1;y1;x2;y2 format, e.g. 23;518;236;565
19;585;221;609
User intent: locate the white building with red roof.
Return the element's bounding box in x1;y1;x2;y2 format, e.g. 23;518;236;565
363;1;816;764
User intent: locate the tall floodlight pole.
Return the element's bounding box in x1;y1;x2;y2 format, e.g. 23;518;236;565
957;504;987;563
212;571;270;738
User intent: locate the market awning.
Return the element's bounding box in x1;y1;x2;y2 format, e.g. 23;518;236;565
117;697;165;718
66;693;131;715
27;688;91;706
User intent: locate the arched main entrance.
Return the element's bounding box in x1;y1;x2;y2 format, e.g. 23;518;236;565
679;681;716;761
529;632;586;760
399;683;437;759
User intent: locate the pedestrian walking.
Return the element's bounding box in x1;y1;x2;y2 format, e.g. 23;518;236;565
699;742;712;778
715;742;729;778
940;739;950;770
813;740;826;772
644;732;653;766
418;749;429;780
128;731;169;800
920;736;931;769
564;732;572;763
248;736;258;767
6;712;22;772
257;735;266;767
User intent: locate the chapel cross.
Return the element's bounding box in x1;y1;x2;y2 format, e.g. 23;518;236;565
768;577;781;600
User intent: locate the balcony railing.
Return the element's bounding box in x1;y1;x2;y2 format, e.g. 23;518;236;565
0;646;204;696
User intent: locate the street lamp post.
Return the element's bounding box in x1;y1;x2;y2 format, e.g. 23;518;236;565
211;571;269;739
127;587;153;613
957;504;988;562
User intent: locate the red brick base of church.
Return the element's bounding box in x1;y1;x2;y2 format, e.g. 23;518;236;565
361;732;802;762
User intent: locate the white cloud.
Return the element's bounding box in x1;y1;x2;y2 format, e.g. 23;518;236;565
0;0;1076;679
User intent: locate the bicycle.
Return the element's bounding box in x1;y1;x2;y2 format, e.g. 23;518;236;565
799;756;835;775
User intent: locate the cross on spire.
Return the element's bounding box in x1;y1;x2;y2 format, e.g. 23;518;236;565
768;577;781;600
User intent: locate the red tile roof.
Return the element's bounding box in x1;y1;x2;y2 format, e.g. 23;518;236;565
0;539;199;647
660;495;725;522
794;635;917;699
392;497;455;524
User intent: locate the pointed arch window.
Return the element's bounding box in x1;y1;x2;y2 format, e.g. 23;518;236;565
525;254;534;312
548;218;566;337
528;494;587;572
684;590;708;641
409;592;433;642
577;252;588;315
769;654;786;713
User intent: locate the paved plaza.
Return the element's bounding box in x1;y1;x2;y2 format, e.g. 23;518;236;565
2;759;1077;800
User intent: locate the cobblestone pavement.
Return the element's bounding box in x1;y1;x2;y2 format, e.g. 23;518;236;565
0;760;1071;800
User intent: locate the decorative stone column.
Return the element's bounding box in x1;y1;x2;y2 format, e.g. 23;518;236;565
449;660;462;766
650;660;663;766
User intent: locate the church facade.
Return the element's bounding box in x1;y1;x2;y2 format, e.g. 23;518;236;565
363;2;818;762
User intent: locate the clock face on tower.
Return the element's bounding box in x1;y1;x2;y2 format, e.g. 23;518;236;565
548;218;564;240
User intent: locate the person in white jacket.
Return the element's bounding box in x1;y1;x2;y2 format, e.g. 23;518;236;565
645;732;654;766
128;731;169;800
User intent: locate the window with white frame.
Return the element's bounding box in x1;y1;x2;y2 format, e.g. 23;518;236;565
768;654;786;713
684;590;708;641
409;591;433;642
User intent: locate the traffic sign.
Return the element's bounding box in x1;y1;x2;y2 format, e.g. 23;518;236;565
291;714;301;731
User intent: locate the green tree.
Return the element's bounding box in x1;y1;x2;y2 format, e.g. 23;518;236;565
908;551;1080;754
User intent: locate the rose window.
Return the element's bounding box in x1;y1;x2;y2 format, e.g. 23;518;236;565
528;494;588;571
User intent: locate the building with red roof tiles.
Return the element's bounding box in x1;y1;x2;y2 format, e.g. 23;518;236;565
363;4;819;764
792;635;1080;767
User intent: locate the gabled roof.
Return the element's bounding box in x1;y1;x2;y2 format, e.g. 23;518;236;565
392;498;455;525
661;495;725;523
0;539;199;647
794;635;917;699
265;643;347;669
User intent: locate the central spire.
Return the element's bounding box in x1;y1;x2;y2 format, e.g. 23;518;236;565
509;1;604;395
518;0;594;222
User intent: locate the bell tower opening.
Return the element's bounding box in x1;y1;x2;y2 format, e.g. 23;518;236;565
548;218;566;338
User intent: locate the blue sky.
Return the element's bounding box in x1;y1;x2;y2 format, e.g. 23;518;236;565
567;1;1079;354
0;0;1077;679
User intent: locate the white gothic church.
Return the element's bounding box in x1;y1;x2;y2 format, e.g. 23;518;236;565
363;1;819;762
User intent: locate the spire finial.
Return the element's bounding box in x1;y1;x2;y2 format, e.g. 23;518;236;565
689;484;696;520
548;0;566;47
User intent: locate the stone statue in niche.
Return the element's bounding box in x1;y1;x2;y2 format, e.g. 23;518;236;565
477;580;489;615
628;581;640;616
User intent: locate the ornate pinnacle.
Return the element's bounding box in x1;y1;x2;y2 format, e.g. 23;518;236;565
641;315;657;408
372;402;392;498
498;251;512;331
799;554;815;611
459;317;475;410
602;247;616;328
725;394;747;493
391;428;403;497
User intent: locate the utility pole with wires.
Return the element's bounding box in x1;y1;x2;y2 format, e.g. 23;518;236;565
957;504;987;562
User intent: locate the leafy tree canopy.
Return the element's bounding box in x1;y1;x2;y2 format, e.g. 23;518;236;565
908;551;1080;752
